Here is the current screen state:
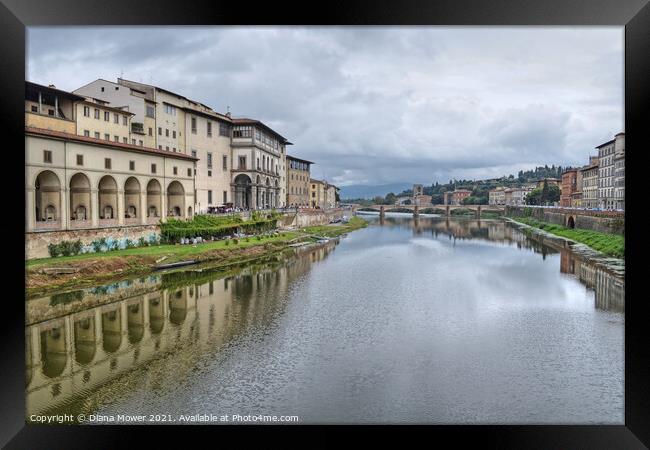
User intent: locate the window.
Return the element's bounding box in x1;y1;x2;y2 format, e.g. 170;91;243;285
187;168;192;177
165;129;169;137
219;123;230;136
113;113;119;124
238;156;246;169
223;191;227;203
104;133;110;141
208;190;212;204
191;117;197;134
148;127;153;136
123;137;128;144
104;158;111;169
208;170;212;177
31;105;38;112
95;132;100;139
94;109;100;119
159;145;162;150
43;150;52;163
164;104;176;116
48;109;54;116
129;161;135;171
257;158;260;170
223;155;227;170
114;135;119;142
173;166;178;175
101;87;105;92
151;164;157;174
207;122;212;137
122;115;128;125
139;140;143;146
132;139;136;145
146;104;155;118
166;146;169;151
207;152;213;168
83;106;90;117
172;130;176;139
83;130;90;137
104;111;110;121
76;154;83;166
191;150;197;158
233;126;252;138
158;127;162;136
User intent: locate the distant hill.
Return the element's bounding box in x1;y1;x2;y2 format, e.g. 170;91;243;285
340;183;412;200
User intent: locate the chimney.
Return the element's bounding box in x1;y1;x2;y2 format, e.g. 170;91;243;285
48;84;56;88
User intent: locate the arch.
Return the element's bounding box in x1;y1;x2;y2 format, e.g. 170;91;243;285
98;175;118;219
234;174;252;209
102;309;122;353
146;179;162;218
69;172;91;222
149;296;164;334
127;299;145;344
169;291;188;325
124;177;141;218
74;316;96;365
35;170;61;223
567;215;576;229
167;181;185;217
40;326;67;378
187;206;192;217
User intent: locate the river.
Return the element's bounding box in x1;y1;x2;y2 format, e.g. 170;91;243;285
26;214;624;424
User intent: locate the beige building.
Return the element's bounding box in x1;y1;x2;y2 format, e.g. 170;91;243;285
613;133;625;210
580;156;599;209
325;184;338;209
489;187;506;205
596;133;624;210
26;81;197;233
286;155;313;207
75;98;135;145
310;179;326;208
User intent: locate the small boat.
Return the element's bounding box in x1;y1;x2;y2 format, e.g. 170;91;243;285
153;260;198;270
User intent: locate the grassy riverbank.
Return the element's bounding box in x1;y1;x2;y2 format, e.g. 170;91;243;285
510;216;624;258
26;216;369;297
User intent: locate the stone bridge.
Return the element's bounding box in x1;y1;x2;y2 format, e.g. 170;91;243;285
358;204;506;218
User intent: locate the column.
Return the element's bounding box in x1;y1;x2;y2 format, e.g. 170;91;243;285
117;189;125;226
161;189;167;223
26;187;35;232
251;185;257;209
61;187;69;230
139;190;147;225
91;188;99;227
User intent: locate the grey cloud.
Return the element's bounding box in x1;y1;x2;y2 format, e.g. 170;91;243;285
27;26;623;187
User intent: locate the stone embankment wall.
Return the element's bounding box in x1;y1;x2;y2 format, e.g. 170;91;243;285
505;206;624;235
26;225;160;260
279;209;348;229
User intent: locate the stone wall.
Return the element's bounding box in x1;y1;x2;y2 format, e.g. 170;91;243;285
505;206;624;235
26;224;161;260
278;209;347;229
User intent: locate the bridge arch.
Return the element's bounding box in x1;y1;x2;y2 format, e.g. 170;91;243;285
566;215;576;229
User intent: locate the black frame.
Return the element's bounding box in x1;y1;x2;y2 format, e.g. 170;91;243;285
1;0;648;447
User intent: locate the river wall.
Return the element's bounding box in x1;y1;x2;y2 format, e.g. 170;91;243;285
26;225;161;260
278;208;347;229
505;206;624;235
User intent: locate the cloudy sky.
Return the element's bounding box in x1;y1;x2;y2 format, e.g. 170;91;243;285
27;27;623;187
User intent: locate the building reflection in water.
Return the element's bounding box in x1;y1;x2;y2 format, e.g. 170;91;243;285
376;214;624;312
25;241;337;419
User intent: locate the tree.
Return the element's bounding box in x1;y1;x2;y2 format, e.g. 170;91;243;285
526;188;542;205
385;192;397;205
540;179;550;204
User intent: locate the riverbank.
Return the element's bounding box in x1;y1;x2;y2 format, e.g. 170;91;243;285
26;216;368;297
508;216;624;258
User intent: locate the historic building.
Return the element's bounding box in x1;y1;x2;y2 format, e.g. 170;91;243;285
231;118;290;209
596;133;624;210
444;189;471;205
613;133;625;210
286;155;313;207
580;156;599;209
26;83;197;233
489;187;506;205
560;169;578;207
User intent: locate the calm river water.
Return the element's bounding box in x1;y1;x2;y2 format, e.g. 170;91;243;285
26;214;624;424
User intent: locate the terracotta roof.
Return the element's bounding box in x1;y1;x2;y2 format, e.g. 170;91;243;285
25;126;199;161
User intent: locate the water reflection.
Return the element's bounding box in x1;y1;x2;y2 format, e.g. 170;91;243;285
26;242;338;418
26;216;623;424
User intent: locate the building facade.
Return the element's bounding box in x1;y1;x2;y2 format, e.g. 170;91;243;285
310;179;326;208
560;169;578;207
286;155;313;207
613;133;625;210
489;187;506;205
580;157;599;209
596;134;623;210
444;189;472;205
